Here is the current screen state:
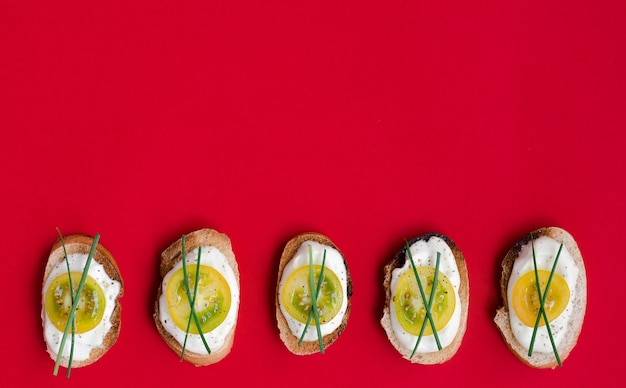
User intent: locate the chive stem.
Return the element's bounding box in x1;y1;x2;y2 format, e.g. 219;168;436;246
411;251;441;358
307;245;325;353
53;233;100;376
298;248;326;348
180;235;211;359
56;229;76;378
528;241;562;366
405;242;442;359
407;244;442;357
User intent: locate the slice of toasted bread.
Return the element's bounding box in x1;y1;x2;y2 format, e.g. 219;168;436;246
494;227;586;368
42;233;123;368
276;232;352;355
381;233;469;364
154;228;239;366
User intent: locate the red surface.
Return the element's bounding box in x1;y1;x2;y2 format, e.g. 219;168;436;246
1;1;625;386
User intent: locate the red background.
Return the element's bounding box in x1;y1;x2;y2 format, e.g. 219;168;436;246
1;1;625;386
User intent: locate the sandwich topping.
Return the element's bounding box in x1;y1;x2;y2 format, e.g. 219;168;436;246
45;273;106;333
512;270;570;328
278;241;348;342
158;245;239;354
393;266;456;337
43;252;121;362
507;236;578;354
389;236;461;353
281;263;343;327
166;265;231;334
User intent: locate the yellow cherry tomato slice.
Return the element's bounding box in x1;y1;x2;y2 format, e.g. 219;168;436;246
166;265;231;334
512;270;570;327
281;265;343;324
393;266;455;336
45;272;106;333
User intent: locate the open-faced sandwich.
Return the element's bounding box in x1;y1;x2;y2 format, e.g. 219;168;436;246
42;232;123;376
276;232;352;355
494;227;586;368
154;228;240;366
381;233;469;364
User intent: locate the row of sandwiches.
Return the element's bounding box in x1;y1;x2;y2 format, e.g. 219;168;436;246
42;226;586;376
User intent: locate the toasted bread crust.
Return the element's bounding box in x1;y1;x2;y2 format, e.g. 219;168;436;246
153;228;239;366
42;234;124;368
494;227;587;368
381;233;469;364
276;232;352;355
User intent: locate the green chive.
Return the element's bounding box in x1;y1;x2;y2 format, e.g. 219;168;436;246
308;245;325;353
298;248;327;347
405;241;442;359
180;235;211;359
180;242;200;357
53;233;100;376
55;229;75;378
528;241;562;366
411;251;441;358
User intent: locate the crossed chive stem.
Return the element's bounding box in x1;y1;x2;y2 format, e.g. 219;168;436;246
405;242;442;359
297;245;327;353
528;240;563;366
54;232;100;377
180;235;211;359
